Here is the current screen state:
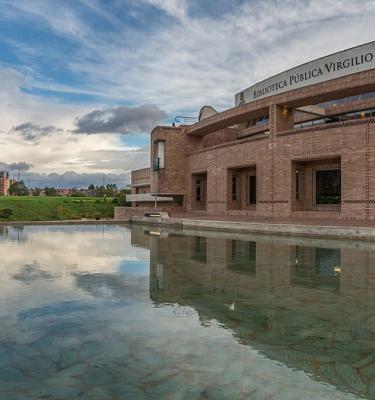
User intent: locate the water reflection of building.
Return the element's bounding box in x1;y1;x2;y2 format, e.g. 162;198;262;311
0;225;27;242
130;225;375;399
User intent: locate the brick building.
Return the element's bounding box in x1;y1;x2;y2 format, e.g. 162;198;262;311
0;172;10;196
129;42;375;222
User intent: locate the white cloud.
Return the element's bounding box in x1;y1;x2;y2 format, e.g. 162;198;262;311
0;68;150;186
35;0;374;116
0;67;87;132
1;0;375;186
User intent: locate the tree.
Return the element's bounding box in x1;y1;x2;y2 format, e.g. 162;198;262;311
113;188;131;206
105;184;118;197
95;185;106;197
88;184;95;190
33;188;41;196
9;180;29;196
44;187;57;196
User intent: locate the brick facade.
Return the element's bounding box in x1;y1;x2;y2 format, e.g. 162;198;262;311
131;68;375;222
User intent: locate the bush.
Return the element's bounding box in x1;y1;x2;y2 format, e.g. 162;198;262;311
0;208;14;218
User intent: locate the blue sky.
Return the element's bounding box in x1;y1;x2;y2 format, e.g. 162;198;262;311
1;0;375;187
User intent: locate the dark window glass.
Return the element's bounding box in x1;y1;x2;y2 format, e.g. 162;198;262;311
248;175;256;204
196;179;201;202
316;170;341;204
228;240;256;276
291;246;340;292
232;176;237;201
296;171;300;200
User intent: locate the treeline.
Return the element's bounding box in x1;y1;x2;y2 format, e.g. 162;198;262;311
9;181;130;204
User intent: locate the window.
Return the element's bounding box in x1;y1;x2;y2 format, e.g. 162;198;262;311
155;141;165;168
248;175;256;204
296;170;301;200
196;179;202;202
315;170;341;204
228;240;256;276
232;176;237;201
291;246;340;293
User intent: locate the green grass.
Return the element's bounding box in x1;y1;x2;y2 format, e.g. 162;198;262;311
0;196;115;222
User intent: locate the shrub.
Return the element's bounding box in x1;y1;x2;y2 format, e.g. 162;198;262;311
0;209;14;218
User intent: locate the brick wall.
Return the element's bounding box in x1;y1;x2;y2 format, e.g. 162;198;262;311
185;113;375;221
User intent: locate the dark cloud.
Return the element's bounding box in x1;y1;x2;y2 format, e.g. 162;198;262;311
12;263;55;283
10;123;63;142
8;162;34;171
0;161;34;172
73;104;168;134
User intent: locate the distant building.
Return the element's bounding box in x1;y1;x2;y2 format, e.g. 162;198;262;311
0;172;10;196
55;188;72;196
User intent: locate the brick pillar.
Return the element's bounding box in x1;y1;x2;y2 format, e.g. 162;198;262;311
266;105;295;217
270;104;295;137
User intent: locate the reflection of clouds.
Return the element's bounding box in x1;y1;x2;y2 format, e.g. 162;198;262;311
12;262;55;283
74;271;148;300
0;225;27;242
0;225;149;274
0;224;150;320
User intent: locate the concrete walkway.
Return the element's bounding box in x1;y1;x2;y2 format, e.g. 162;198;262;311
128;214;375;241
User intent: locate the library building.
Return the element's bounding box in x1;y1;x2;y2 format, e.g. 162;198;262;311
127;42;375;222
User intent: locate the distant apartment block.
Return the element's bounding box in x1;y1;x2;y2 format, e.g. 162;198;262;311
0;172;10;196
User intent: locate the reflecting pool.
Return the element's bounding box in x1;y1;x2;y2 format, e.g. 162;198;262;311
0;224;375;399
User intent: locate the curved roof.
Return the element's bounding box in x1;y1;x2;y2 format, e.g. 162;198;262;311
198;106;218;121
187;69;375;137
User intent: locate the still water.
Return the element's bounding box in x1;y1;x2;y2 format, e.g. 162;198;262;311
0;224;375;399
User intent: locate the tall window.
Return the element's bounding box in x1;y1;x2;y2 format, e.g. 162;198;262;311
232;176;237;201
315;170;341;204
196;179;202;202
248;175;256;204
155;141;165;169
296;170;301;200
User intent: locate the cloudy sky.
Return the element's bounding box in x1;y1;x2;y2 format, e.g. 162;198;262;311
1;0;375;187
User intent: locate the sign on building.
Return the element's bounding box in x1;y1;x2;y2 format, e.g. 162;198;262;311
235;42;375;106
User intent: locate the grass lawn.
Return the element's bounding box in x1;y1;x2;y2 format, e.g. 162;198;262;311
0;196;115;222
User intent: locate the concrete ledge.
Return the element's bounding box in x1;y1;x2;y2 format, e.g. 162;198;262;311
3;216;375;241
128;216;375;241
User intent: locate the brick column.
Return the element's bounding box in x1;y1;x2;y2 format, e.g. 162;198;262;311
266;105;295;217
270;104;295;137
